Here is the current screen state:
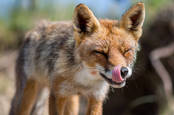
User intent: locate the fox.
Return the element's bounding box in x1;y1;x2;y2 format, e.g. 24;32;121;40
9;2;145;115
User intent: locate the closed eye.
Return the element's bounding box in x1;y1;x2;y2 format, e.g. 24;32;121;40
123;48;132;55
93;50;108;59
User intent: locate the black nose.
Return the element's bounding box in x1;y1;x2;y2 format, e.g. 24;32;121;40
121;67;128;78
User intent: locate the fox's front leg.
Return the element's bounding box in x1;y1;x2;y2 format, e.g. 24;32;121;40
64;95;79;115
56;96;68;115
49;93;67;115
49;94;79;115
86;97;103;115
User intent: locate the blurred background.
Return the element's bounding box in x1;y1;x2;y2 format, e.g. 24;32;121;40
0;0;174;115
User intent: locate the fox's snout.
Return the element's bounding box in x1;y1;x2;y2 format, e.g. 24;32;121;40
112;66;132;83
97;63;132;88
120;67;129;78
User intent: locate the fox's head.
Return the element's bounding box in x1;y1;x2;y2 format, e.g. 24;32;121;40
73;3;145;88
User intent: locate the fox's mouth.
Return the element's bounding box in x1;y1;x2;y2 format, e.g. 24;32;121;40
99;72;126;87
95;64;132;88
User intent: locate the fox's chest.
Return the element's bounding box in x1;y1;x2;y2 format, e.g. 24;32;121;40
58;68;109;100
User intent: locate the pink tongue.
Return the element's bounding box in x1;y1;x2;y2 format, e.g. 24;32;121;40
112;66;124;83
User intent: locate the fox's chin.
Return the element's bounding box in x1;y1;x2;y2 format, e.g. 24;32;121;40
110;82;126;88
99;73;126;88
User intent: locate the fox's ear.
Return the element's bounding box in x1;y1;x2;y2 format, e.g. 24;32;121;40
120;2;145;39
73;4;100;34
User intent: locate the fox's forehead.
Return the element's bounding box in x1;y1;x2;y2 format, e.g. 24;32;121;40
92;19;138;49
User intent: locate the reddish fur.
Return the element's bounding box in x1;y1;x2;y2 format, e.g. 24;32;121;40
64;95;79;115
16;79;39;115
87;97;103;115
91;71;97;75
77;19;139;68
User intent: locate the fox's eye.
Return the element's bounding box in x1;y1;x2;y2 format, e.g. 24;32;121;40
93;50;108;59
123;48;132;57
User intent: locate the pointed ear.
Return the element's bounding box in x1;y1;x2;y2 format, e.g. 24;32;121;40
120;2;145;39
73;4;100;34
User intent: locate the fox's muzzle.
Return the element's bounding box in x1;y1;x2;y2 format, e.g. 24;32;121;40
112;66;131;83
